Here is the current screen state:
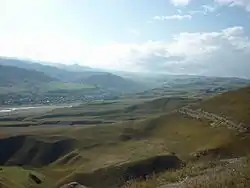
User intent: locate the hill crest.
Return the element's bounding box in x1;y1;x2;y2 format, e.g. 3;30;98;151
0;65;56;87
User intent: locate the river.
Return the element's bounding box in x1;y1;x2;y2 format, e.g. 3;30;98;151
0;105;73;115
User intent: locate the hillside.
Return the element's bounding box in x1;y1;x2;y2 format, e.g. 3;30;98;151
0;65;56;87
52;63;101;72
0;64;101;105
0;57;146;95
0;57;96;82
78;73;146;93
0;58;150;105
194;86;250;125
1;86;250;187
0;113;240;187
137;75;250;99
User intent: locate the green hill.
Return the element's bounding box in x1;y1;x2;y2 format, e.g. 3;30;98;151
0;64;98;105
78;73;146;93
137;75;250;99
195;86;250;125
1;86;250;188
0;58;148;105
0;57;146;93
0;65;56;87
0;57;92;82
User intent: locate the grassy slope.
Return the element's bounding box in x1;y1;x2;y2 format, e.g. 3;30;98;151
126;86;250;187
52;86;250;187
195;86;250;125
0;82;96;95
136;76;250;100
1;86;250;187
79;73;147;93
0;166;54;188
0;67;97;102
3;113;245;187
0;65;56;87
0;58;146;96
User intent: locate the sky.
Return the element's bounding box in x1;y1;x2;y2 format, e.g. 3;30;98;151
0;0;250;77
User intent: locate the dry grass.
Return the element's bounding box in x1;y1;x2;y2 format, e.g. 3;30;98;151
1;111;249;188
0;166;54;188
2;112;247;188
36;112;249;188
1;86;250;188
123;157;250;188
197;86;250;125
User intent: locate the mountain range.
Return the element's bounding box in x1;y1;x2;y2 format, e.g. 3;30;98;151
1;56;250;106
0;65;57;87
0;57;150;105
0;57;145;91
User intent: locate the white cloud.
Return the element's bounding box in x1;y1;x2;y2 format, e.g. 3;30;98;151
1;26;250;77
170;0;250;11
189;4;217;15
202;4;217;13
86;26;250;77
170;0;191;6
0;32;89;64
214;0;250;11
153;14;192;20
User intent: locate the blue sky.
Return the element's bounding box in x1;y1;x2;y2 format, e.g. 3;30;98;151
0;0;250;77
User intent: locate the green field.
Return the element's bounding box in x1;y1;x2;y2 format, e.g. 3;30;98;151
44;82;95;90
0;82;96;94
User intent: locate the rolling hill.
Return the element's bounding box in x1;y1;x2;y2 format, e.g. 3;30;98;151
194;86;250;125
0;57;97;82
78;73;146;93
0;65;56;87
0;57;146;94
0;58;150;105
136;75;250;99
0;64;99;104
51;63;100;72
1;86;250;187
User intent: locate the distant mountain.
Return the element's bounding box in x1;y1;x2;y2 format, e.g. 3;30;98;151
77;73;146;93
0;57;146;93
0;65;56;87
52;63;102;72
135;75;250;99
160;75;250;89
0;57;94;82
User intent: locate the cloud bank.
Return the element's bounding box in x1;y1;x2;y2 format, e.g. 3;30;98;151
89;26;250;77
215;0;250;11
170;0;250;11
170;0;191;6
1;26;249;78
153;14;192;20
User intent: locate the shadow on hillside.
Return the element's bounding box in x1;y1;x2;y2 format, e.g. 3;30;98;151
57;154;183;188
0;135;76;167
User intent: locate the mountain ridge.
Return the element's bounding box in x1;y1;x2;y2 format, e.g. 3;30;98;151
0;64;57;87
0;57;145;93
